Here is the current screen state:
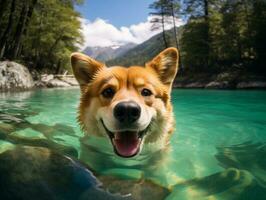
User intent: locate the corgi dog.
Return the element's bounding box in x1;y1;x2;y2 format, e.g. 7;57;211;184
71;48;179;184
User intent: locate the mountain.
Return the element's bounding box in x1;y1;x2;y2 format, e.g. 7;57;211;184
106;27;182;67
82;43;137;62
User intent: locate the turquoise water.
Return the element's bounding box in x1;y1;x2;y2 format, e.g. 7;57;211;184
0;88;266;199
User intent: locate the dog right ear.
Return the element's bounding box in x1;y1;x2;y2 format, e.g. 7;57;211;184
71;52;105;86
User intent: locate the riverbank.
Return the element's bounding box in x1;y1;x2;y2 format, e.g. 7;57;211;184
1;61;265;91
0;61;78;92
174;71;266;89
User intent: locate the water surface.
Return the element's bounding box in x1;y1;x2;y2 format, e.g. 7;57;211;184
0;88;265;199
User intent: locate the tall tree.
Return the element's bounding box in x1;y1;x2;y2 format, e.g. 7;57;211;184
8;1;30;59
149;0;171;48
9;0;38;59
183;0;210;66
0;0;9;29
251;0;266;73
0;0;16;58
0;0;83;73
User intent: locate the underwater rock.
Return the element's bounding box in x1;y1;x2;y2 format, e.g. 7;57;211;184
98;175;169;200
0;121;78;158
10;128;46;139
0;140;15;154
0;123;15;139
6;134;78;158
0;146;130;200
0;61;34;91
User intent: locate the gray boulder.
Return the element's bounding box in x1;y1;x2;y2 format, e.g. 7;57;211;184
37;74;78;88
0;61;34;91
46;78;71;87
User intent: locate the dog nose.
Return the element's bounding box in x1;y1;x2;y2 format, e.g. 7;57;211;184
114;101;141;123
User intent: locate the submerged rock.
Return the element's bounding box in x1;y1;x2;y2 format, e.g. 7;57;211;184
0;122;78;158
98;175;169;200
0;61;34;91
0;146;130;200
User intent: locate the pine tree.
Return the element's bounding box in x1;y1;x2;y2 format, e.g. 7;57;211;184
149;0;171;48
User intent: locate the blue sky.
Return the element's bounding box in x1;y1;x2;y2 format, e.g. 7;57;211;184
75;0;154;27
75;0;183;48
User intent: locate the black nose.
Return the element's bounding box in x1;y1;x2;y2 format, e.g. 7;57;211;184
113;101;141;123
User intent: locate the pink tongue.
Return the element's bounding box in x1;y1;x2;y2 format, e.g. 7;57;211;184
113;132;140;157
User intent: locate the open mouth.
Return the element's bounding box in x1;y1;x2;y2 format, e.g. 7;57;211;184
100;119;150;158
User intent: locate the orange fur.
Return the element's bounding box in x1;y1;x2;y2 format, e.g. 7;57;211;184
71;47;179;156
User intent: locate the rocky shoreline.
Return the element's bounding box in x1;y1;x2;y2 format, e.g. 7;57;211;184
35;74;79;88
0;61;78;91
174;72;266;89
1;61;265;91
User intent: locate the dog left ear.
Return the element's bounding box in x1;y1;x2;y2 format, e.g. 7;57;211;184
146;47;179;86
71;52;105;86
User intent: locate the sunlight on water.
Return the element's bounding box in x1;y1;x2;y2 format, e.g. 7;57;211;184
0;88;266;199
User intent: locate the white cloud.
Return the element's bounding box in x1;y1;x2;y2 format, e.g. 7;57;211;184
79;16;184;50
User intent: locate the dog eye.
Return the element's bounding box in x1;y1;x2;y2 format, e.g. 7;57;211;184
102;87;115;98
141;88;152;97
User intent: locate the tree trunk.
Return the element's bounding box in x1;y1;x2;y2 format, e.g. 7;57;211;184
161;8;168;48
0;0;16;59
23;0;38;36
48;35;63;58
0;0;9;29
170;1;182;70
9;2;29;59
242;0;252;58
55;59;61;74
204;0;209;19
171;2;179;48
203;0;210;67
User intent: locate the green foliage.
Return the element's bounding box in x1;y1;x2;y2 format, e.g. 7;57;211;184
180;0;266;73
0;0;83;73
181;18;209;72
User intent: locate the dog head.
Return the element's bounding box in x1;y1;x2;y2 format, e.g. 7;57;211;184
71;48;179;158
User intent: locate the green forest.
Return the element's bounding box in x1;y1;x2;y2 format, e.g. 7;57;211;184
0;0;266;76
177;0;266;75
0;0;83;73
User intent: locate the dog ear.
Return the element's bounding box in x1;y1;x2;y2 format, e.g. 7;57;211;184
71;52;105;85
146;47;179;86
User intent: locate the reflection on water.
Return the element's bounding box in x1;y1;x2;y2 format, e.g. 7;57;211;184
0;88;266;199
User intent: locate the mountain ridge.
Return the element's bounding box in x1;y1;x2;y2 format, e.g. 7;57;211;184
82;43;137;63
